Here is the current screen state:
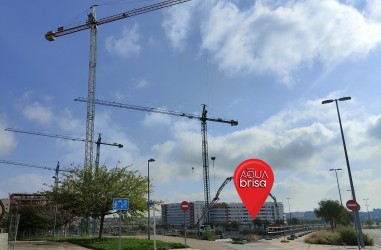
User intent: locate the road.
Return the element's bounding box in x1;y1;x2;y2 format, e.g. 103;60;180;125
364;229;381;247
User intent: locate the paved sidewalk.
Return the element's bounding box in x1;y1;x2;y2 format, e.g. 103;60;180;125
8;240;89;250
262;237;381;249
7;234;381;250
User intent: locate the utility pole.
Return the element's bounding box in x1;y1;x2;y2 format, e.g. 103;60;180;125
53;162;59;238
322;97;365;248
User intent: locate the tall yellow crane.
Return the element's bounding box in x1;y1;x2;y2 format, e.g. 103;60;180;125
75;97;238;223
45;0;191;168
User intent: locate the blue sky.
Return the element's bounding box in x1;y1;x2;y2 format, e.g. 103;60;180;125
1;0;381;213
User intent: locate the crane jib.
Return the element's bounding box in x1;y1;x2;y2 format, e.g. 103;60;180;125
74;97;239;126
45;0;191;41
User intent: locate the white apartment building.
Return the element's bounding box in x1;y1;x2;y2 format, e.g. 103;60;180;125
161;201;284;226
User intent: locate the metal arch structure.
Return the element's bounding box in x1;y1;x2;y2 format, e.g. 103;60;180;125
44;0;191;168
74;97;238;223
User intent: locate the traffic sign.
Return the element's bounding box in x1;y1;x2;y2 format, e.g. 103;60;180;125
346;199;360;212
113;198;129;211
180;201;189;212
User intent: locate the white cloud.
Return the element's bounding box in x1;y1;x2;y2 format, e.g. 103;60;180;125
0;115;17;156
0;173;51;198
363;0;381;22
15;91;57;126
141;112;172;128
134;78;151;89
22;102;54;126
57;108;81;132
162;3;193;51
106;23;141;57
198;0;381;83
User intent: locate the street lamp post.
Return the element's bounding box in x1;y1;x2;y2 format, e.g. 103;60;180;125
211;156;216;195
147;158;155;240
347;189;353;199
330;168;343;205
322;96;364;248
286;198;291;221
363;198;370;221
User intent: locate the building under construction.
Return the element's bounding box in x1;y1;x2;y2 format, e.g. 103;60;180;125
9;193;47;211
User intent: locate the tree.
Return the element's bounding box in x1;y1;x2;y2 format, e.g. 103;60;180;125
17;205;53;236
288;217;299;225
314;199;352;231
45;165;148;238
252;218;263;229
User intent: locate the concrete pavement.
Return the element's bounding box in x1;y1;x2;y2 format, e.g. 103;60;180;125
7;232;381;250
8;241;89;250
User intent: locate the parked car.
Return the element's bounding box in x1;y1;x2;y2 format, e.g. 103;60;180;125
287;234;297;240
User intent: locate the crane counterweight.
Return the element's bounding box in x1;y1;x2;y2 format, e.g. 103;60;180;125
45;31;56;41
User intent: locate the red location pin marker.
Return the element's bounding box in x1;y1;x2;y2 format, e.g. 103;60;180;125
234;159;274;219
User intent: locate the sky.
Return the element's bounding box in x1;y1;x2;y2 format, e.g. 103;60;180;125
1;0;381;213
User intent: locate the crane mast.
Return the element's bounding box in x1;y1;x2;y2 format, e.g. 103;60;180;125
201;104;211;222
85;6;97;169
74;97;238;223
45;0;191;169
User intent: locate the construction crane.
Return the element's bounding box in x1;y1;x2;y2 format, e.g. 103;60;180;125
196;176;233;227
268;193;280;221
4;128;123;170
74;97;238;223
0;160;71;174
45;0;191;169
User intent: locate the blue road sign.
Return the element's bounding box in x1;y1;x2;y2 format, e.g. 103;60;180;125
113;198;129;211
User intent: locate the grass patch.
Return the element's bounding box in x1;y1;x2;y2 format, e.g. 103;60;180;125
305;229;374;246
21;236;187;250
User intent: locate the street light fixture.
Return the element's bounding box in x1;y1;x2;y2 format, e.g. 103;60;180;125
147;158;155;240
329;168;343;205
286;198;291;221
322;96;364;248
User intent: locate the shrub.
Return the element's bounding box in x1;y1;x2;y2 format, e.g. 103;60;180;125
202;229;217;241
340;228;373;246
340;228;357;245
305;229;374;246
304;230;340;245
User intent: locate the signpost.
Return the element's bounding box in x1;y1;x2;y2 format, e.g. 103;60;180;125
181;201;189;212
113;198;129;211
180;201;189;246
113;198;129;250
346;199;360;212
346;199;361;250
